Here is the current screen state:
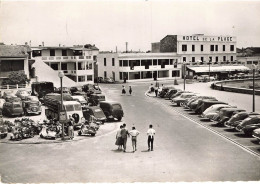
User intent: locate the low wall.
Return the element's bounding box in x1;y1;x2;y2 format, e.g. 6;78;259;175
213;78;260;95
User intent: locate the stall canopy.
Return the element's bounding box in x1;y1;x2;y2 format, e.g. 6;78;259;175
187;65;250;73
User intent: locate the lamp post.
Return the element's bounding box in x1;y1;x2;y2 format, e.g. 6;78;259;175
58;71;65;140
208;60;212;82
252;64;256;112
95;61;99;86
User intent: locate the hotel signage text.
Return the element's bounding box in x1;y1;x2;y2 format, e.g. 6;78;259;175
181;35;235;42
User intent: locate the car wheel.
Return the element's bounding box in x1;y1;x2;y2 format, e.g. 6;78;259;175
117;116;122;121
180;102;185;107
78;131;82;136
91;133;95;136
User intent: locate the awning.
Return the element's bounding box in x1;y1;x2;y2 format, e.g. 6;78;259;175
187;65;250;73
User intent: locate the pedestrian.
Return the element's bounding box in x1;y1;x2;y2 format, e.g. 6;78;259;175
129;86;132;95
122;85;126;95
115;125;123;150
120;123;129;152
129;126;140;152
154;86;159;97
68;115;75;139
147;124;156;151
149;84;154;93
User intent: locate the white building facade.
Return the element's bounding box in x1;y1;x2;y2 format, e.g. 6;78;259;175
97;53;181;82
31;45;99;85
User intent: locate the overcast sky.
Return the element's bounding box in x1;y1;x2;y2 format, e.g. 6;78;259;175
1;0;260;52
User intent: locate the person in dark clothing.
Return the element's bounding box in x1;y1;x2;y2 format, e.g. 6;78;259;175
147;124;156;151
120;123;129;152
122;85;126;95
129;86;132;95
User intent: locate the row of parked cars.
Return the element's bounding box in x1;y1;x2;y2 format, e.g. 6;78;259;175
159;86;260;143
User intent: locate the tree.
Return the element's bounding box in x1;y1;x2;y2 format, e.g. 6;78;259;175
2;71;30;85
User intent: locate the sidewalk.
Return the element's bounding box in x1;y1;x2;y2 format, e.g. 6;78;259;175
0;122;119;144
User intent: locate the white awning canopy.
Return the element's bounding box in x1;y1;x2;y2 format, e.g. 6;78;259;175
187;65;250;73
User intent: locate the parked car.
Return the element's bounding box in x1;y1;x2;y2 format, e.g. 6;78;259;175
5;96;21;102
70;86;83;95
252;128;260;141
214;108;246;126
201;104;233;120
88;94;106;106
198;75;215;82
170;91;192;101
104;77;115;83
15;90;31;100
188;96;217;110
236;116;260;132
82;106;107;124
2;90;16;100
99;101;124;121
71;95;88;109
194;100;226;114
242;123;260;136
171;93;197;106
165;89;181;100
23;101;42;115
82;84;101;96
225;112;259;128
24;96;40;102
96;77;104;83
56;87;71;94
2;101;24;117
159;87;175;98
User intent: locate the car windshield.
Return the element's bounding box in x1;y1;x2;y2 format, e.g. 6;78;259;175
13;104;21;108
93;109;105;118
29;102;40;106
112;104;121;110
65;105;74;111
74;104;82;111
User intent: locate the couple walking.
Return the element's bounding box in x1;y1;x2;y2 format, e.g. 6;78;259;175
122;85;132;95
115;124;156;152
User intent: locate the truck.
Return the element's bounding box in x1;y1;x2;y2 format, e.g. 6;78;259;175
44;93;83;128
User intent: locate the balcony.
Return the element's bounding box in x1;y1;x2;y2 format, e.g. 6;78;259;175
41;55;92;62
119;65;176;72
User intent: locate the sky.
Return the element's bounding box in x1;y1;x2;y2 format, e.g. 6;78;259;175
0;0;260;52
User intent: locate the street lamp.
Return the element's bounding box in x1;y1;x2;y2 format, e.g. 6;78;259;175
95;61;99;86
58;71;65;140
183;63;186;91
208;59;212;82
252;64;256;112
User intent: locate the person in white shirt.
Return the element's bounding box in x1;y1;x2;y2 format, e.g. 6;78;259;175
129;127;140;152
147;124;156;151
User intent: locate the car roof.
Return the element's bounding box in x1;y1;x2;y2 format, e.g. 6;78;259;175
100;101;121;105
220;108;245;111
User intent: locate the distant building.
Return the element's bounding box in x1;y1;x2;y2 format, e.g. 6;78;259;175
97;52;181;82
237;47;260;71
31;44;99;85
0;44;30;85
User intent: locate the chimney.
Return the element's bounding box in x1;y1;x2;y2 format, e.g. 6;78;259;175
126;42;128;53
42;42;44;46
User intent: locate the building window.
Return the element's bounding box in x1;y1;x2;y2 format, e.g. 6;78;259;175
93;55;97;61
62;50;67;56
215;45;218;51
223;56;226;61
201;57;204;62
104;58;106;66
87;75;92;81
61;63;67;70
230;45;234;51
192;45;195;52
247;61;252;64
104;71;107;78
153;59;157;65
119;72;123;80
210;45;214;51
123;60;128;67
192;57;195;62
253;61;258;65
78;76;85;82
170;59;173;65
119;60;122;66
183;57;186;62
182;45;187;51
112;58;115;66
209;57;212;62
231;56;233;61
216;56;218;62
32;50;42;57
201;45;203;51
223;45;226;51
172;70;180;77
50;49;55;56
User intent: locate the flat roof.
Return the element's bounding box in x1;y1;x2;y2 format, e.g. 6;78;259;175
187;65;250;73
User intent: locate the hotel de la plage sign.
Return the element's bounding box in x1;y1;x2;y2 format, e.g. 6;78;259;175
179;35;236;42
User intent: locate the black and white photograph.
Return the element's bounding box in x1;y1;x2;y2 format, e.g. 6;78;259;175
0;0;260;183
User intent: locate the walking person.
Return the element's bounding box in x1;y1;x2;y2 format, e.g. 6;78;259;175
115;125;123;150
147;124;156;151
129;126;140;152
122;85;126;95
121;123;129;152
129;86;132;95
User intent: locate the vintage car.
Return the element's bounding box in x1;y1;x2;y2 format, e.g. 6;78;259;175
83;106;107;123
72;91;88;100
2;101;24;117
252;128;260;141
5;96;21;103
188;96;217;110
213;108;246;126
88;94;106;106
99;101;124;121
159;87;175;98
171;93;197;106
71;95;88;109
236;116;260;132
70;86;83;94
164;89;179;100
201;104;233;120
15;90;31;100
56;87;71;94
242;123;260;136
23;101;42;115
225;112;259;128
104;77;115;83
194;100;226;114
82;84;102;96
2;90;16;100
